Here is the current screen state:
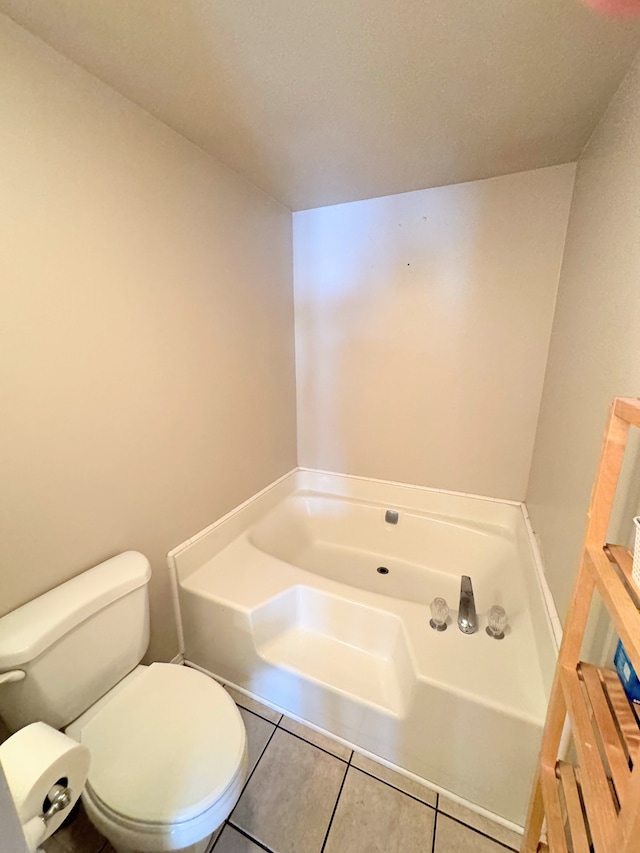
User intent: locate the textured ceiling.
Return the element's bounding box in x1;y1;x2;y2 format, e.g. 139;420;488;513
1;0;639;210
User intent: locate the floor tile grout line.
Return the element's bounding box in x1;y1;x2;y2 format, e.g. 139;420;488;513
239;704;282;727
350;764;437;809
319;759;350;853
209;823;225;853
236;700;282;726
436;813;520;852
227;821;277;853
275;724;351;763
231;717;279;810
431;809;438;853
228;686;282;726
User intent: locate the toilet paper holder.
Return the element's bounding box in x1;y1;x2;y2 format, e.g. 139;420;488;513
41;782;73;823
0;721;90;852
18;782;74;851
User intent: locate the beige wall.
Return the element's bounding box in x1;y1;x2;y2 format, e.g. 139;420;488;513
294;166;575;500
0;16;296;661
526;51;640;623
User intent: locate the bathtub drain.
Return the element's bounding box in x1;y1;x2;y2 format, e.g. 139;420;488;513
377;566;389;575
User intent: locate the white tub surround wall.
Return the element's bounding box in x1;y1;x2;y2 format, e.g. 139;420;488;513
294;165;576;501
0;15;296;662
169;470;557;828
527;51;640;624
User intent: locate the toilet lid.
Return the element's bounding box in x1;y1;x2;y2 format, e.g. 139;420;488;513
79;664;246;825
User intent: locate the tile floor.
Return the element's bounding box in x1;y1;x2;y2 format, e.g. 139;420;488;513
41;685;523;853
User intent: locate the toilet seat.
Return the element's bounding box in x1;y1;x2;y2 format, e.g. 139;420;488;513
70;664;247;851
81;759;246;853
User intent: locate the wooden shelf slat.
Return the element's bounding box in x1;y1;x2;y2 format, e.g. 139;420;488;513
557;762;591;853
604;544;640;614
613;398;640;429
580;664;631;805
600;668;640;763
585;547;640;675
604;544;634;587
559;664;617;852
540;762;569;853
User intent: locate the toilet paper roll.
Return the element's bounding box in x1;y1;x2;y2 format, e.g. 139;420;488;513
0;722;90;846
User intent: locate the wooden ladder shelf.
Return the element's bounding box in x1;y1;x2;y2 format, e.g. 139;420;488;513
522;397;640;853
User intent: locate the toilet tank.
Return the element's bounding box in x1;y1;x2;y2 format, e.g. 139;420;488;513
0;552;151;732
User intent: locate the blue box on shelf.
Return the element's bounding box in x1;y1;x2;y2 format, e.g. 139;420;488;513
614;640;640;705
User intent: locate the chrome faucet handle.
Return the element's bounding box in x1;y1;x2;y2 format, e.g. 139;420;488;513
486;605;508;640
429;597;449;631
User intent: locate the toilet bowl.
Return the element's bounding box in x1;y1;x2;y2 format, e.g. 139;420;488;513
66;663;247;853
0;552;248;853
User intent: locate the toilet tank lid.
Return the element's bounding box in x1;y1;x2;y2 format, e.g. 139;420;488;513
0;552;151;669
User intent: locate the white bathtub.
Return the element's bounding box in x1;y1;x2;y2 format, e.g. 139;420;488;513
168;469;558;830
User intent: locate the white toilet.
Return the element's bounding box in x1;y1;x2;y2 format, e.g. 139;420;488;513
0;552;247;853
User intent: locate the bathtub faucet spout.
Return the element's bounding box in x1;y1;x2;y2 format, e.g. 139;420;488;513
458;576;477;634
